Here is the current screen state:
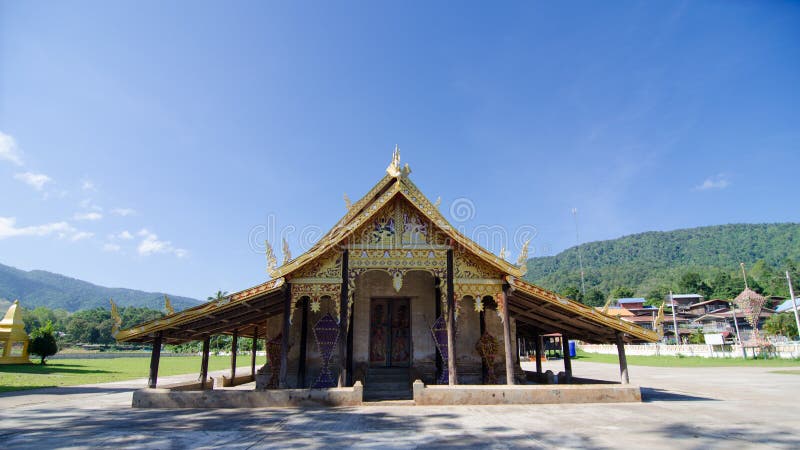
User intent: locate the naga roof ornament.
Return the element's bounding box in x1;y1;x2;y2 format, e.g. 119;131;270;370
265;241;278;277
282;238;292;264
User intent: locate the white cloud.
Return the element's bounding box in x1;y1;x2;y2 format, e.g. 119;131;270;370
70;231;94;242
0;131;23;166
137;229;188;258
14;172;52;191
73;212;103;221
111;207;136;216
79;199;103;211
81;179;97;191
109;230;134;240
102;243;121;252
0;217;74;240
695;174;730;191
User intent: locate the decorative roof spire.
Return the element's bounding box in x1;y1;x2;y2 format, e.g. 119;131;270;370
282;237;292;264
164;294;174;315
265;241;278;277
386;144;402;177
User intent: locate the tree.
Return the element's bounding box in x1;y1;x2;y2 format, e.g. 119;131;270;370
645;286;670;306
688;328;705;344
29;321;59;364
208;290;229;302
583;288;606;307
679;272;713;298
610;286;635;300
763;313;798;339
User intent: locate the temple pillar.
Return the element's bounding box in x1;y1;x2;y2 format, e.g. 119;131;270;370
615;331;629;384
446;249;457;385
200;336;210;389
279;284;291;388
147;332;162;388
297;298;309;388
338;249;349;387
251;326;258;379
230;329;238;380
534;331;543;377
561;333;572;381
501;286;514;385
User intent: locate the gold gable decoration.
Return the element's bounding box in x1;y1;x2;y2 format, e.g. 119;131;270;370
287;250;343;324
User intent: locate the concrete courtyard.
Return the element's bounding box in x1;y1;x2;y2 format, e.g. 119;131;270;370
1;360;798;449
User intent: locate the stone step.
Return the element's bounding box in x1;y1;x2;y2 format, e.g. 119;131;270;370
363;389;413;401
365;382;409;391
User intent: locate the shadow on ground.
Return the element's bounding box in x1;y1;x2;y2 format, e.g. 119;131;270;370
0;405;606;449
641;387;717;402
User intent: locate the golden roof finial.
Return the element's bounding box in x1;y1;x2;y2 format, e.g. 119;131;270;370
499;247;508;260
344;193;352;210
164;294;174;315
110;299;122;337
434;197;441;208
282;237;292;264
516;239;530;275
386;144;402;177
265;241;278;277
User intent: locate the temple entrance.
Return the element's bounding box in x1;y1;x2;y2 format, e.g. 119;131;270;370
369;298;411;367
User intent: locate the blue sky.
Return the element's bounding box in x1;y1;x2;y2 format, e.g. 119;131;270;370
1;1;798;300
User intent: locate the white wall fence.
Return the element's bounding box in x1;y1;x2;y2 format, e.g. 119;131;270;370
579;343;800;359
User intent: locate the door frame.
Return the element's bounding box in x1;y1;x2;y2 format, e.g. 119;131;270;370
369;297;412;368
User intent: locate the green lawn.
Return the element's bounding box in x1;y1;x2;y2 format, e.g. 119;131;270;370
575;350;800;368
770;369;800;375
0;356;251;393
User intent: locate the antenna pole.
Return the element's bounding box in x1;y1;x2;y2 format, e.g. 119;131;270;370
740;262;749;290
787;271;800;340
572;208;586;296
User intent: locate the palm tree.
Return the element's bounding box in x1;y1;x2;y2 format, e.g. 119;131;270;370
208;290;229;302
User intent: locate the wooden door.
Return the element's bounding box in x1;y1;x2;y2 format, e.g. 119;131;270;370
369;298;411;367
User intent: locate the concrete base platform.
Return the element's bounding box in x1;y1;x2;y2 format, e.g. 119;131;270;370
412;380;641;405
132;381;363;408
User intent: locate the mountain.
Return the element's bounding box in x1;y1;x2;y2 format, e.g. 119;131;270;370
0;262;202;312
524;223;800;303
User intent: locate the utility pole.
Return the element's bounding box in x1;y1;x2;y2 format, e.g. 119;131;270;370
787;271;800;340
572;208;586;297
734;262;747;357
669;291;680;345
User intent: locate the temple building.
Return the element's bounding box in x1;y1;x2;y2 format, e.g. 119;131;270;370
116;148;657;403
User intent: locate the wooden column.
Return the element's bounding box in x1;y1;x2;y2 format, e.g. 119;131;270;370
534;332;543;377
615;331;629;384
279;284;291;388
561;333;572;381
251;326;258;379
479;301;487;384
338;249;349;387
230;329;238;380
435;281;443;382
199;336;210;389
147;332;162;388
297;298;309;388
446;249;457;385
501;285;514;385
346;290;355;386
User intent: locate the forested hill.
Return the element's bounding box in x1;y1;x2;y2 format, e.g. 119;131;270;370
524;223;800;305
0;262;201;312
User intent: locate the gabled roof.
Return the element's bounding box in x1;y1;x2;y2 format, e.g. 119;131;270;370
268;150;523;280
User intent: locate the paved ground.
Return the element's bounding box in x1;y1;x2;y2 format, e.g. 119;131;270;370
1;361;798;449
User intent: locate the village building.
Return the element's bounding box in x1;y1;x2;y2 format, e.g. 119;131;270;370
116;149;657;405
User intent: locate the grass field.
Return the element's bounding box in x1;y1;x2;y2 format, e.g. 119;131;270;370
0;356;250;393
576;350;800;368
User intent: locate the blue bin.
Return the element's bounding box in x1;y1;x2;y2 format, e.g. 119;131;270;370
568;341;577;358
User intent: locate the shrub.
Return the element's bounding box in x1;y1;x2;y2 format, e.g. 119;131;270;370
30;321;59;364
